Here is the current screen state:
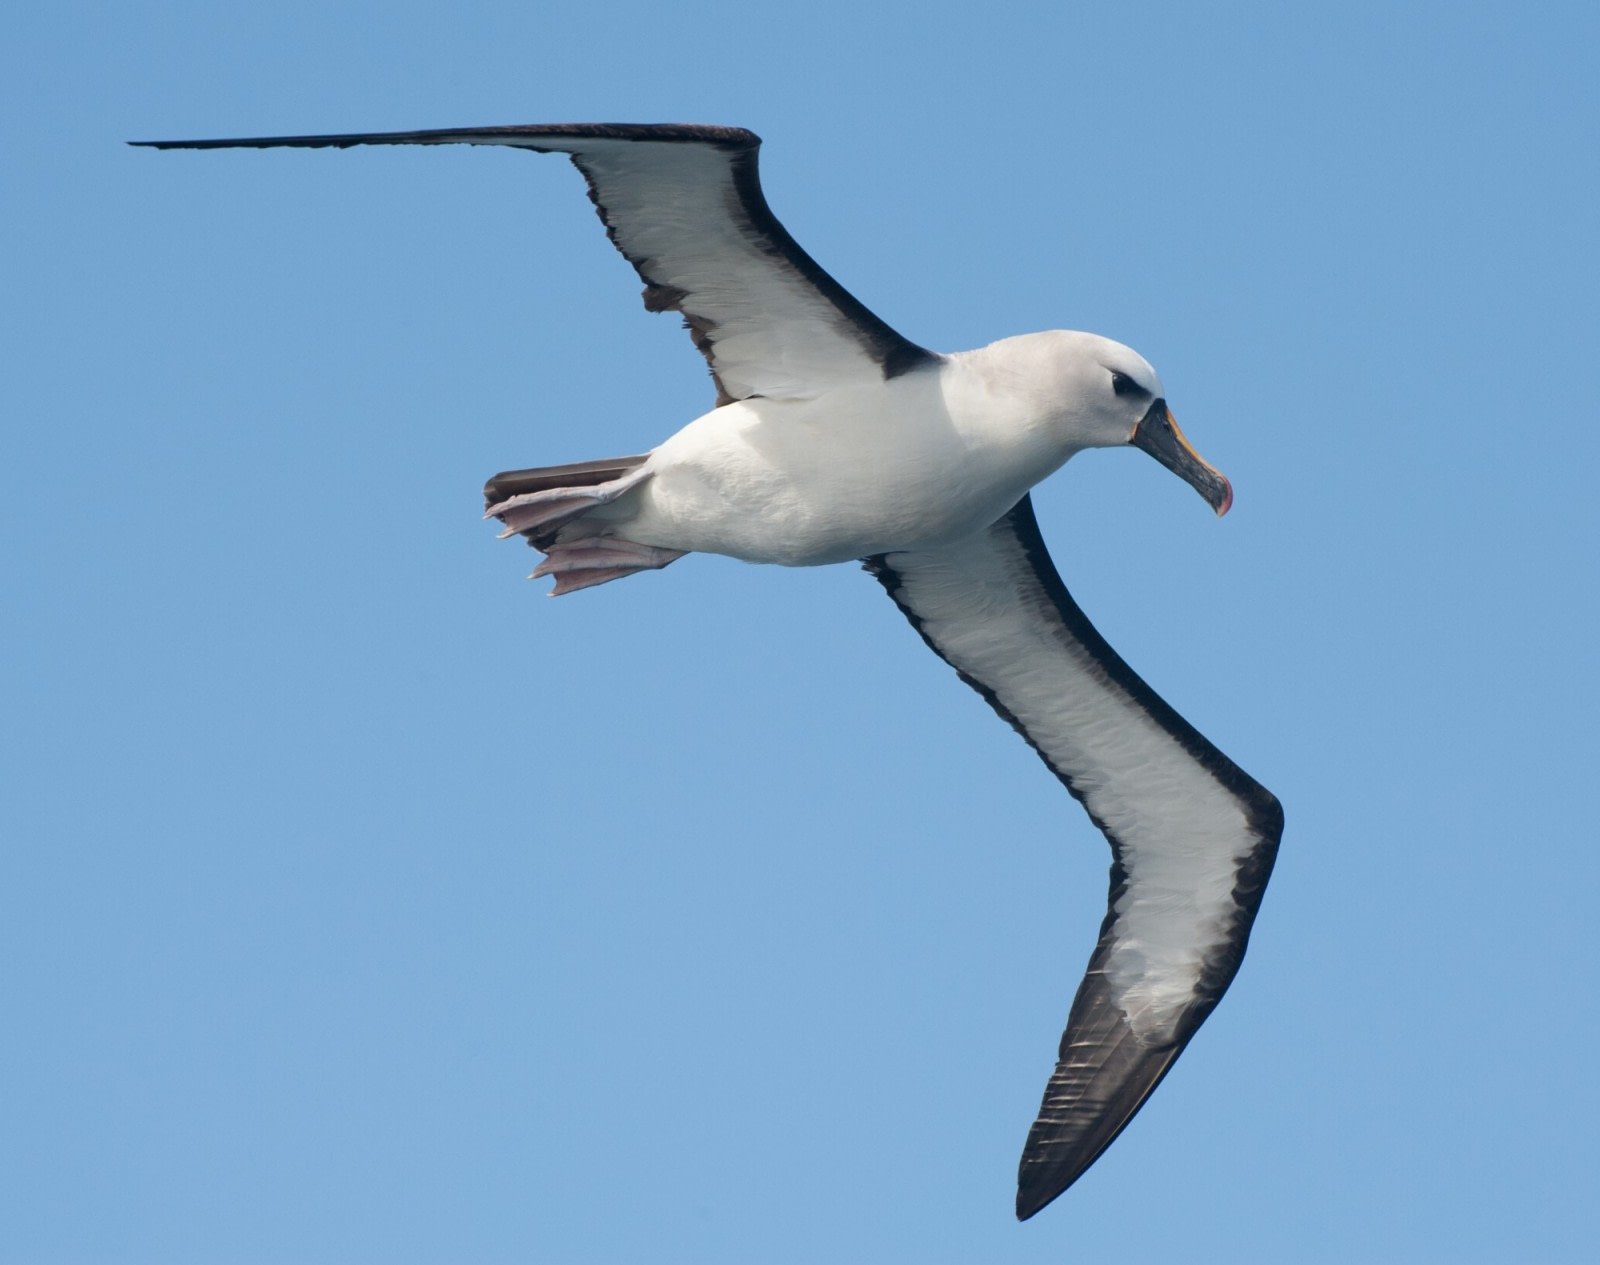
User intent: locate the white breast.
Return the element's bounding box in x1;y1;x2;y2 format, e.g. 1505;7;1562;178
620;357;1074;565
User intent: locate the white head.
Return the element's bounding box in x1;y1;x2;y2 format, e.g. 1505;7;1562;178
977;330;1232;514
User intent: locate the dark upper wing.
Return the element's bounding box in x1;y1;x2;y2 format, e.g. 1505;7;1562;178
865;495;1282;1220
132;123;938;405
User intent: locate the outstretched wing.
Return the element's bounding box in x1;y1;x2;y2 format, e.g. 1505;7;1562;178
865;495;1282;1220
132;123;938;404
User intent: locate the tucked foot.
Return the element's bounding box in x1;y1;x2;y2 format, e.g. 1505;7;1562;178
532;539;685;595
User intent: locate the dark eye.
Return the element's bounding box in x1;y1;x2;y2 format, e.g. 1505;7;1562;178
1111;371;1146;399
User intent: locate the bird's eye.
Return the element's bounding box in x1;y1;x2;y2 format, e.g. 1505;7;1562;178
1110;371;1146;399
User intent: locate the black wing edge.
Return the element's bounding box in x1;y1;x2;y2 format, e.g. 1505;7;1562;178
864;494;1283;1219
130;123;940;389
864;496;1282;830
702;141;938;384
127;122;761;151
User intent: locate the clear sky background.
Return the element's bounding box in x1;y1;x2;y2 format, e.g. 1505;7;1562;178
6;3;1597;1262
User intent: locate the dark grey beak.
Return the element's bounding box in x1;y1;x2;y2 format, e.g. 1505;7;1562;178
1130;399;1234;516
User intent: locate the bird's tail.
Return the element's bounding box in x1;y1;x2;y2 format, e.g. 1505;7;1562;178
483;454;682;594
483;454;652;544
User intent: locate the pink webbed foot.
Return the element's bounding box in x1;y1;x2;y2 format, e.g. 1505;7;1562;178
531;539;685;595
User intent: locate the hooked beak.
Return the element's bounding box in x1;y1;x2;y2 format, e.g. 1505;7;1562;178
1130;399;1234;516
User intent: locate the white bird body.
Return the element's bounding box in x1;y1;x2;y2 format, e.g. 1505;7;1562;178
136;122;1279;1222
598;332;1165;566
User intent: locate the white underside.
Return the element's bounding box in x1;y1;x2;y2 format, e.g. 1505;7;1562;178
565;353;1081;565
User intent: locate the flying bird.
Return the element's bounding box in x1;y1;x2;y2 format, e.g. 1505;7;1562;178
134;123;1283;1220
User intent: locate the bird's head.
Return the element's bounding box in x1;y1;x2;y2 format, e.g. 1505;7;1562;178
1011;330;1233;516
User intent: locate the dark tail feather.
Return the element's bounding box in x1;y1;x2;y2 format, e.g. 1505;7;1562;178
482;454;650;509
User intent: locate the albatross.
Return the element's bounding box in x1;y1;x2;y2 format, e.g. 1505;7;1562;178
135;123;1283;1220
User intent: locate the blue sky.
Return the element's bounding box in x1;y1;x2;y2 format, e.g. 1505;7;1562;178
5;2;1598;1262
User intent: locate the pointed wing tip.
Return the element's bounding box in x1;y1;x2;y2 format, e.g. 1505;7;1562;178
126;134;374;151
1014;1144;1108;1221
1015;1179;1069;1222
1009;970;1196;1219
127;124;764;153
126;136;320;151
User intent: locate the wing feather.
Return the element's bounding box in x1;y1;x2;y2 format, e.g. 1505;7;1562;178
865;495;1282;1218
133;124;938;403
